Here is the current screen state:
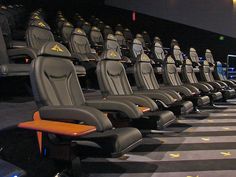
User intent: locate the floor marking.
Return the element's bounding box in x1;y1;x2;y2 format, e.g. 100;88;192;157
220;152;232;157
201;137;210;141
169;153;180;158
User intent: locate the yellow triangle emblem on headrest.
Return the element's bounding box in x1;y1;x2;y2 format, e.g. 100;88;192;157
77;29;82;33
38;22;46;27
110;51;117;57
51;44;63;52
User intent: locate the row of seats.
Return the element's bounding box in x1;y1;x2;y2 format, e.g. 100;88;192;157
1;6;236;177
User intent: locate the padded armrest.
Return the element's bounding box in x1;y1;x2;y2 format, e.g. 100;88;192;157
7;47;37;60
18;119;96;137
133;90;177;106
85;99;143;119
220;80;236;88
161;86;193;97
158;89;182;101
190;83;210;93
38;106;113;132
216;80;228;87
106;95;158;111
74;65;86;77
207;82;223;90
71;52;89;62
184;84;200;95
200;82;214;91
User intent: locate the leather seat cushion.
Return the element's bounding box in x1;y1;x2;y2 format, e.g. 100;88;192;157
0;64;30;76
197;95;210;106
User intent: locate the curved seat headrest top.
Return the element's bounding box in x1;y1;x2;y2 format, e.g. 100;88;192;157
217;61;222;67
38;42;72;59
72;28;86;36
166;56;176;64
190;48;196;53
205;49;212;53
29;20;51;30
91;26;100;32
203;60;209;66
155;42;163;48
142;31;148;34
101;49;121;61
116;23;122;27
107;34;117;41
63;22;73;27
115;31;123;36
183;58;193;65
124;28;131;32
137;53;151;63
31;15;42;20
83;21;90;25
136;34;143;38
104;25;111;29
98;20;104;24
133;38;142;45
173;45;181;51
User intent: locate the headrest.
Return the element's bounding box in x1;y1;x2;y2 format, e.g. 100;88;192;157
171;39;178;43
166;56;175;64
107;34;117;41
59;17;66;21
137;53;151;62
115;31;123;36
142;31;148;34
184;58;193;65
63;22;73;27
155;42;162;48
72;28;86;36
203;60;209;66
95;18;100;20
189;48;196;53
101;50;121;60
83;21;90;26
116;24;122;27
133;38;142;45
104;25;111;29
124;28;130;32
99;21;104;24
91;26;100;31
29;20;51;30
136;34;143;38
1;5;7;10
38;42;72;59
173;45;180;50
31;15;41;20
206;49;212;53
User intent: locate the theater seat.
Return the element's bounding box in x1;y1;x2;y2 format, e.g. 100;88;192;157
142;31;152;49
97;49;176;129
133;53;193;115
103;25;113;39
30;41;142;157
82;21;91;36
89;26;104;54
60;21;74;45
115;23;123;32
123;28;133;44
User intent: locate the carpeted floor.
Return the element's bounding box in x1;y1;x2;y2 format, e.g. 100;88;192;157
2;98;236;176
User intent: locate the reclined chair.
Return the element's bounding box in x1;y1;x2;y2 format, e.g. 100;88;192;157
200;60;236;100
182;58;223;103
96;20;105;31
0;27;36;77
103;25;113;39
142;31;152;49
123;28;133;45
115;23;123;32
60;21;74;46
133;53;194;115
30;41;142;160
89;26;104;54
97;49;176;128
205;49;215;68
153;39;166;67
26;20;86;77
115;31;130;57
81;21;91;36
136;34;151;55
163;56;210;110
104;34;131;64
172;45;184;67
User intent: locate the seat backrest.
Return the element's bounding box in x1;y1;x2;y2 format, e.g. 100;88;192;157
136;34;146;48
26;20;55;51
132;38;144;59
105;34;122;56
96;50;133;95
0;27;10;64
170;39;179;49
163;56;183;86
30;42;86;107
115;24;123;32
142;31;151;47
69;28;92;55
205;49;215;66
172;45;184;66
96;20;105;31
189;48;200;66
115;31;127;47
123;28;133;43
82;21;91;36
153;36;162;46
103;25;113;39
215;61;227;80
134;53;160;90
154;42;165;62
182;59;199;84
61;22;74;44
90;26;104;46
200;60;215;82
0;13;12;48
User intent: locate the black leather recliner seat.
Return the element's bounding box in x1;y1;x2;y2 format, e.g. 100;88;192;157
163;56;210;110
123;28;133;45
81;21;91;36
135;34;151;55
115;31;130;57
200;60;236;100
133;52;194;115
115;23;123;32
97;49;176;129
103;25;113;39
182;58;223;103
89;26;104;54
30;41;142;157
26;20;86;77
60;21;74;45
142;31;152;49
